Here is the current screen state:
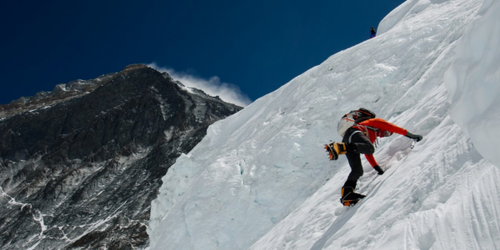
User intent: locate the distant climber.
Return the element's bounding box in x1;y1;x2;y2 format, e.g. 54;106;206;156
325;108;423;206
370;27;376;38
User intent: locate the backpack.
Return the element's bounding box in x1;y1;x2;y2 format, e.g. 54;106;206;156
337;108;376;137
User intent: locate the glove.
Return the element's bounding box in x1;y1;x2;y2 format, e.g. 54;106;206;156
406;132;423;142
373;165;384;175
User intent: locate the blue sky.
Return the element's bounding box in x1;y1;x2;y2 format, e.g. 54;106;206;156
1;0;404;106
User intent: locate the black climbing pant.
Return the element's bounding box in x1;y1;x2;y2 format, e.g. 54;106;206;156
342;127;375;188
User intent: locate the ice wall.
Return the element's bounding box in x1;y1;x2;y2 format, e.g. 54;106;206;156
445;0;500;168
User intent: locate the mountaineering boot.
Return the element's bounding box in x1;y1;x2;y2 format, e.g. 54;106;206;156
324;142;347;160
340;186;366;206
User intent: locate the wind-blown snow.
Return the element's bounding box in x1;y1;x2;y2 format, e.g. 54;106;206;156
148;0;500;249
147;63;252;107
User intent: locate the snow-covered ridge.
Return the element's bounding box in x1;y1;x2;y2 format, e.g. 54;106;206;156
1;64;167;119
0;73;115;119
148;0;500;249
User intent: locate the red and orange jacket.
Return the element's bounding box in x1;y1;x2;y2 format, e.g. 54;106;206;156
353;118;408;167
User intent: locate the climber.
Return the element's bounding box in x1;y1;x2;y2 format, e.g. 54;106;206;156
325;108;423;206
370;27;376;38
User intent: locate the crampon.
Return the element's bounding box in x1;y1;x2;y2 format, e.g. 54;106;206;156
324;143;336;160
341;199;360;207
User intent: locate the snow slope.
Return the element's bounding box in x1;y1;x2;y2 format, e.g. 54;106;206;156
148;0;500;249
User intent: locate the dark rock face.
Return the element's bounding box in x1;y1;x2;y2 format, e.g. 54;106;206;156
0;65;242;249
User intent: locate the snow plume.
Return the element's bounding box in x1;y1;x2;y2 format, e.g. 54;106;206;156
147;63;252;107
444;0;500;168
149;0;500;250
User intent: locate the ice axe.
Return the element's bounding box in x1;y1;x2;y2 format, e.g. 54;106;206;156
410;139;417;149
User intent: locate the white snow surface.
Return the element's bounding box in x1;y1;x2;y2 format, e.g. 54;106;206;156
445;0;500;168
148;0;500;249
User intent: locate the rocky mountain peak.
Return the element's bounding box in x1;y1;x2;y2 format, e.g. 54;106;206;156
0;65;242;249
